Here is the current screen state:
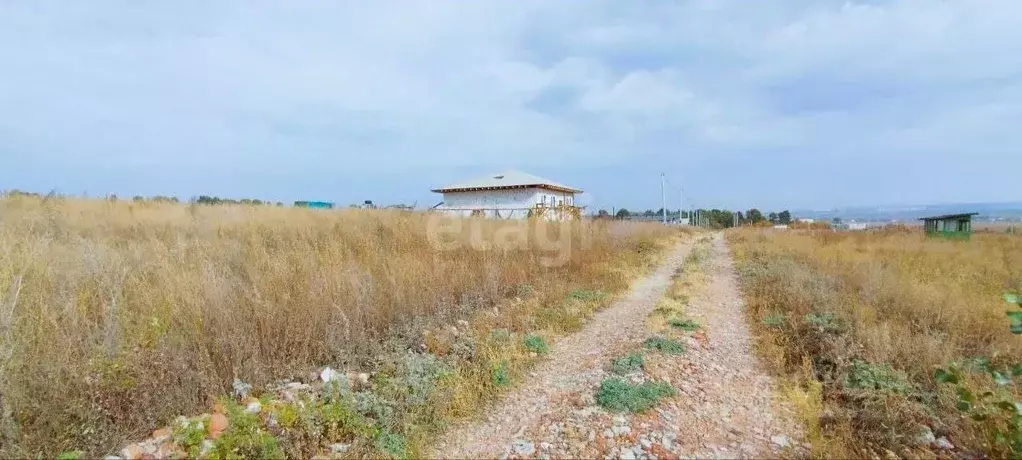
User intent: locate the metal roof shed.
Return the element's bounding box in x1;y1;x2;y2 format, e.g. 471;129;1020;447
919;213;978;240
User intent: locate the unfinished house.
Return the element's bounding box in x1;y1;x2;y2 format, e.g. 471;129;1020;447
431;170;583;220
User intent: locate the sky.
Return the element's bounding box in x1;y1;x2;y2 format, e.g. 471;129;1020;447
1;0;1021;212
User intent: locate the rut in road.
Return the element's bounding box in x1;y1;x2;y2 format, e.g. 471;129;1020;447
430;234;804;459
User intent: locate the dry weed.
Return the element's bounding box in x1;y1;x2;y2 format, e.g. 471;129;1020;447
729;228;1022;457
0;196;683;457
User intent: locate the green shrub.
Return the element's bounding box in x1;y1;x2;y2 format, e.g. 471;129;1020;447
488;328;512;344
668;318;700;332
319;387;378;441
643;336;685;355
491;360;511;388
596;378;677;413
355;391;396;428
523;335;549;355
842;360;912;395
761;313;786;328
568;289;606;302
936;361;1022;456
1006;293;1021;334
804;312;842;333
610;353;644;375
374;430;407;459
398;353;450;407
212;402;284;459
173;415;210;458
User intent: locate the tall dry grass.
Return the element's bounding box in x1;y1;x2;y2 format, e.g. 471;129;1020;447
728;228;1022;457
0;196;679;457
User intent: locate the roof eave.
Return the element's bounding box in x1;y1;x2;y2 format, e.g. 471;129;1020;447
432;184;583;194
917;212;980;221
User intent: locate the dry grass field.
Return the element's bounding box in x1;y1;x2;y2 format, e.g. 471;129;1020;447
728;228;1022;458
0;196;684;458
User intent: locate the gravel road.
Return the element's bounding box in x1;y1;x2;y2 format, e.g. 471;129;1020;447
430;234;804;459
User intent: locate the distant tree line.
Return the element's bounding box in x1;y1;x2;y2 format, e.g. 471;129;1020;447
114;194;284;207
192;195;283;206
594;207;795;229
4;189;44;198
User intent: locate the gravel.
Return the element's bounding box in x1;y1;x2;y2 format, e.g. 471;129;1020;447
429;235;807;459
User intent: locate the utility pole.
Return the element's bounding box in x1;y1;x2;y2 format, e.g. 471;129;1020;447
679;188;684;225
660;173;667;224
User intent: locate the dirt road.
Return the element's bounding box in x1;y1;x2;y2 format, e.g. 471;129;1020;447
430;234;804;459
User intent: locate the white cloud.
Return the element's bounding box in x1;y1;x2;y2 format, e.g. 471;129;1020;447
1;0;1020;208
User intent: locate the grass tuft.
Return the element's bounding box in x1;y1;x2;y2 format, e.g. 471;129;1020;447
610;353;645;375
667;318;700;332
523;335;549;355
596;378;677;413
642;336;685;355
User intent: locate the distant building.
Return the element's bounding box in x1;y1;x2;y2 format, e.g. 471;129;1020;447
920;213;978;240
431;170;582;220
832;221;877;231
294;201;334;209
795;218;815;224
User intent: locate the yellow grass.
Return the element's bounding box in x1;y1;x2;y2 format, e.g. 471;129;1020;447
0;196;683;457
728;228;1022;458
647;237;710;334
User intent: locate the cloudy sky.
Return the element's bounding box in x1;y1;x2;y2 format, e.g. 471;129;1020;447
1;0;1020;211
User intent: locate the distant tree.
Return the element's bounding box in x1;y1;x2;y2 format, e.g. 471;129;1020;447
832;217;843;224
768;212;779;224
778;210;792;225
616;208;631;219
133;196;144;202
735;211;745;225
107;194;118;202
746;209;765;224
276;202;284;207
596;209;610;218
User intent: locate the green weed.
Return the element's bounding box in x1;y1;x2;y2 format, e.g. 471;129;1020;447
643;336;685;355
804;312;842;333
610;353;645;375
523;335;549;355
667;318;700;332
842;360;911;395
596;378;677;413
568;289;606;302
211;402;284;460
491;361;511;388
761;313;786;328
374;430;407;459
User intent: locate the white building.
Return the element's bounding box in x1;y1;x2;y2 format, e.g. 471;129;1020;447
431;170;583;220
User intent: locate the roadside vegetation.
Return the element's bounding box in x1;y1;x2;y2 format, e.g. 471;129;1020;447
0;195;687;458
592;237;713;420
728;228;1022;458
647;237;710;336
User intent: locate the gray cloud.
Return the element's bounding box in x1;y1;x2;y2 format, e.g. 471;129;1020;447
1;0;1020;210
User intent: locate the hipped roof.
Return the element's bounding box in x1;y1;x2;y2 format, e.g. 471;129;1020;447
432;170;582;194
